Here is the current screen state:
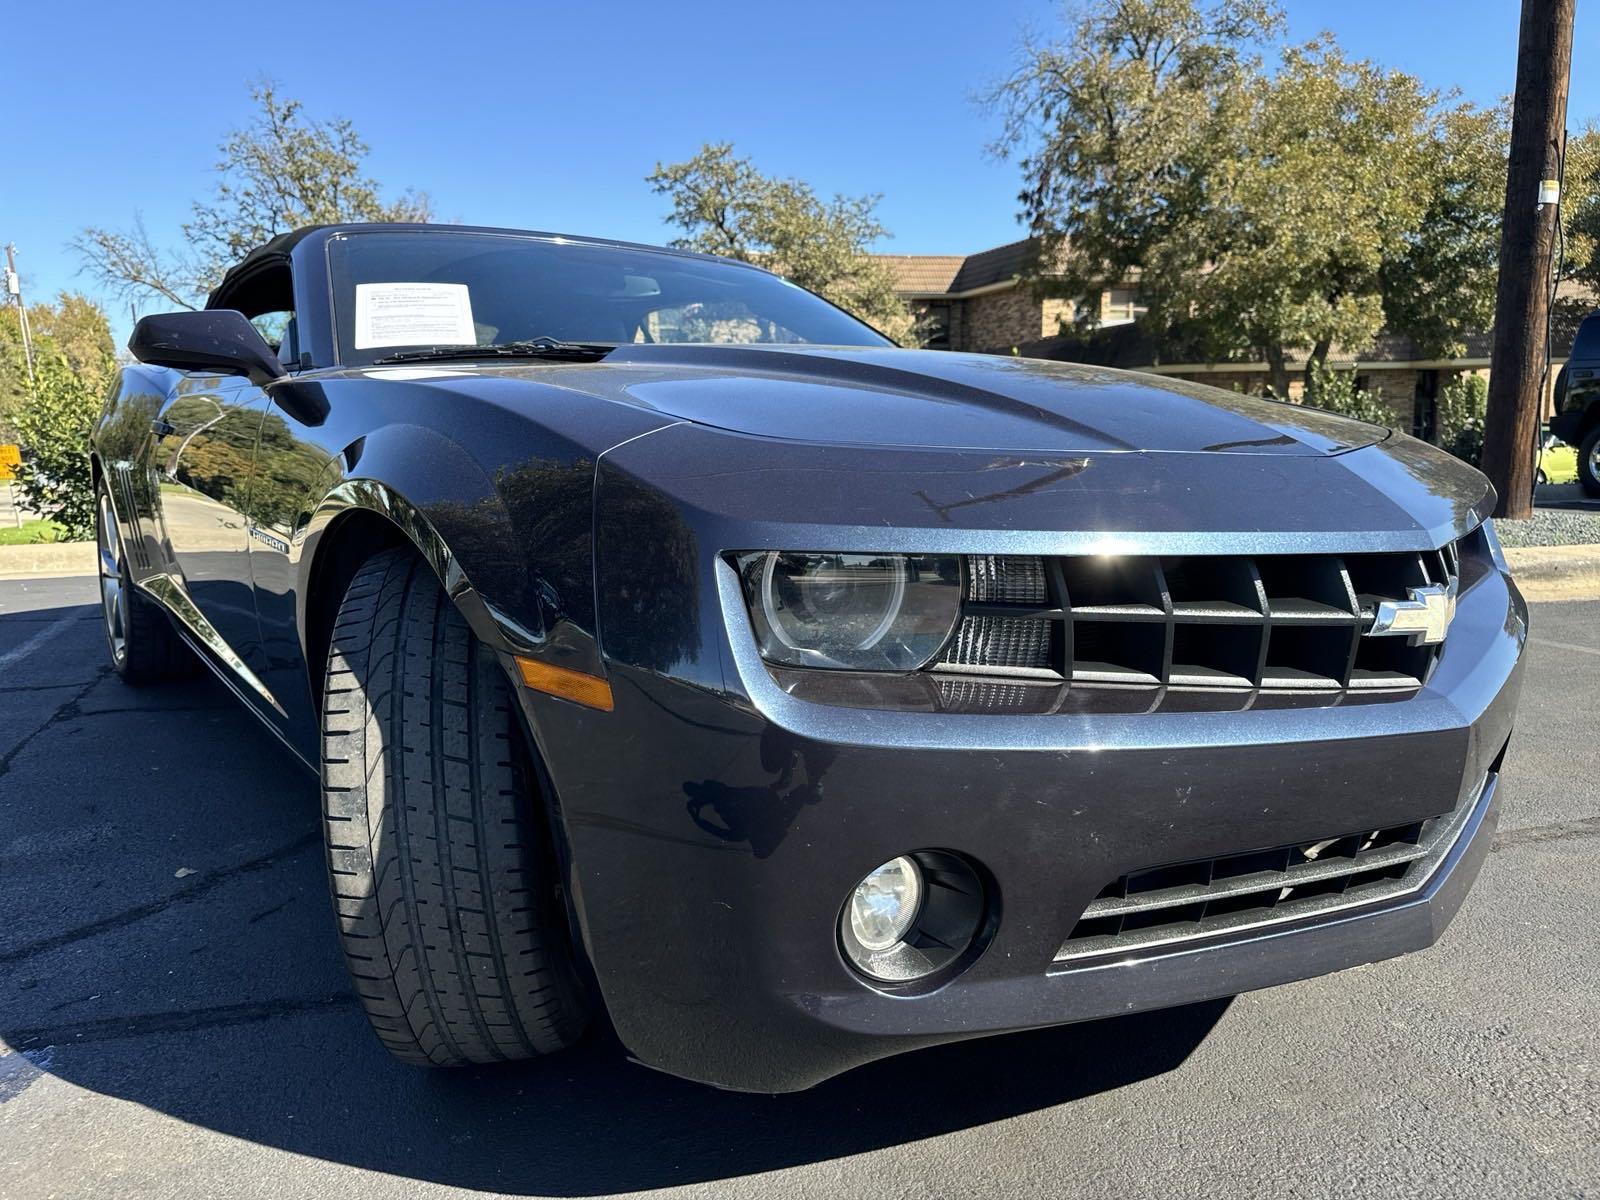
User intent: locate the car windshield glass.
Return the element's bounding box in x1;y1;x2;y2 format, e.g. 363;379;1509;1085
327;230;892;366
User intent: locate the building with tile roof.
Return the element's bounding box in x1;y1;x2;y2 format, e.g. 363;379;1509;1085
871;238;1590;438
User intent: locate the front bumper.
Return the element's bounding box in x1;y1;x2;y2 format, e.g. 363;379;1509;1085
523;545;1525;1092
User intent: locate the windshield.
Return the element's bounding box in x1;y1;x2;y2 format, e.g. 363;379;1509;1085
326;230;891;366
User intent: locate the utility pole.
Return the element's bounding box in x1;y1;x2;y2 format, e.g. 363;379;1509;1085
1481;0;1574;520
3;243;36;395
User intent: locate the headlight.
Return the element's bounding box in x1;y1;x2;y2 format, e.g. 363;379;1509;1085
735;552;962;670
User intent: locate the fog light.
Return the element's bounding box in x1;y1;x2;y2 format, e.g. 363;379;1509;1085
839;850;991;987
847;856;923;951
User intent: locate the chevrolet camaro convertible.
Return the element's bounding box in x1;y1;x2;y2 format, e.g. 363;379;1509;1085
92;223;1526;1091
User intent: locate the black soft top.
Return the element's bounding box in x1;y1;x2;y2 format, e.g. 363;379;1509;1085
206;222;755;313
205;225;332;311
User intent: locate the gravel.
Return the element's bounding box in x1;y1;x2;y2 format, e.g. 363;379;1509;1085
1493;505;1600;547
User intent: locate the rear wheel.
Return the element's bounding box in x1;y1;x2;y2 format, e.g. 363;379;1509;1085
1580;427;1600;499
321;548;590;1065
96;482;191;683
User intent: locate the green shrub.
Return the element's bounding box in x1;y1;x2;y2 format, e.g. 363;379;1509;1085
12;352;101;541
1304;365;1394;427
1435;373;1489;466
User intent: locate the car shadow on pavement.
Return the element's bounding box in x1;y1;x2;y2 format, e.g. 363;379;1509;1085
2;595;1232;1196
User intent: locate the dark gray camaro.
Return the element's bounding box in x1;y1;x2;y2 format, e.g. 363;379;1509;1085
91;223;1525;1091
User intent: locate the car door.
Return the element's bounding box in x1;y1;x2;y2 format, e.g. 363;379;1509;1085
242;391;340;758
148;371;276;713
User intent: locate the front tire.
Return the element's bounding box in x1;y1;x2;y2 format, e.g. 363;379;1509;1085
1579;427;1600;498
321;548;589;1066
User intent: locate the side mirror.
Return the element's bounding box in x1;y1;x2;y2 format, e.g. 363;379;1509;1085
272;380;331;428
129;310;288;387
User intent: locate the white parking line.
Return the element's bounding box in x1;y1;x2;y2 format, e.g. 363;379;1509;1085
0;614;81;670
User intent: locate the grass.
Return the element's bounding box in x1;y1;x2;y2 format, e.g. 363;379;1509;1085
0;519;66;546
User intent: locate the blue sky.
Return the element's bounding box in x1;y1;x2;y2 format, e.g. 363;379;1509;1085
5;1;1596;342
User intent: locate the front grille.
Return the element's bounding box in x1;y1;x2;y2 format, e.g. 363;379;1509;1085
940;539;1467;692
942;614;1053;672
967;554;1049;604
1055;768;1494;964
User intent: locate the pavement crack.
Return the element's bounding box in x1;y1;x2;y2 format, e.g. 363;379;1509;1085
0;681;103;694
73;705;228;717
0;667;111;782
247;898;293;924
1492;815;1600;850
0;829;321;966
7;994;356;1049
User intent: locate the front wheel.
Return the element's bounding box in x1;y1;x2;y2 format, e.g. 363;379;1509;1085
321;548;590;1066
1579;427;1600;499
95;482;192;683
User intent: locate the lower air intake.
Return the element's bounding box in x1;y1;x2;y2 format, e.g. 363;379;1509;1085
1055;768;1494;964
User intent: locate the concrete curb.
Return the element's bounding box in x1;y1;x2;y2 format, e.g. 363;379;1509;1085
4;540;1598;601
1503;544;1600;602
0;541;97;580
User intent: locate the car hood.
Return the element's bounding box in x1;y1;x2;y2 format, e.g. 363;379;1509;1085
572;344;1387;456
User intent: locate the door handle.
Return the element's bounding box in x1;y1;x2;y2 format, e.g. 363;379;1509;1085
151;418;176;438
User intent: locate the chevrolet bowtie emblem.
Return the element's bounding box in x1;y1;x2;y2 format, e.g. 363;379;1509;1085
1367;579;1457;646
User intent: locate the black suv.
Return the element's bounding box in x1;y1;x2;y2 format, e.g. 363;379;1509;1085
1553;310;1600;497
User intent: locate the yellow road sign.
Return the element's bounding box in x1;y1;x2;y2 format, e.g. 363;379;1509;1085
0;444;19;481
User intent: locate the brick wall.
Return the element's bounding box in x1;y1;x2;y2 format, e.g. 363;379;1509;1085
958;287;1050;352
1041;298;1073;341
1359;370;1420;427
1157;370;1274;397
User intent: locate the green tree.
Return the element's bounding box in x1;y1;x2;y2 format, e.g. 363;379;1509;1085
0;292;116;442
648;143;916;344
1380;106;1508;359
11;350;101;540
77;80;431;310
992;1;1504;398
1558;123;1600;302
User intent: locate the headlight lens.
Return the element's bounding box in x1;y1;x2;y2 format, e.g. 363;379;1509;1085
737;552;962;670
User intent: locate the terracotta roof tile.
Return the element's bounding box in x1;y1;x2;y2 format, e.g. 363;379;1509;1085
872;254;966;294
871;237;1049;296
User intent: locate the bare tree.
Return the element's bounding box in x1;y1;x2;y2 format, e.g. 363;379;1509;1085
79;80;431;312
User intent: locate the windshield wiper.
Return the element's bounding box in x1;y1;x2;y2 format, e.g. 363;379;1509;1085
369;337;616;365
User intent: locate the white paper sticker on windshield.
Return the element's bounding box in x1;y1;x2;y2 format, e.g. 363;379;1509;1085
353;282;475;349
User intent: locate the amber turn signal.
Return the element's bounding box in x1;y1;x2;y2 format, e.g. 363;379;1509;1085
514;656;615;712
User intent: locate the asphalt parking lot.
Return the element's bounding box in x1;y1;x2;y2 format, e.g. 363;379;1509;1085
1;575;1596;1199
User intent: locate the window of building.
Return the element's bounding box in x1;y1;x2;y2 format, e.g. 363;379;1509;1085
1102;286;1147;326
1412;370;1440;442
918;303;952;349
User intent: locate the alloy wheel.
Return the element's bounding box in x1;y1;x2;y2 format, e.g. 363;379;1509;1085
97;489;128;668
